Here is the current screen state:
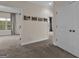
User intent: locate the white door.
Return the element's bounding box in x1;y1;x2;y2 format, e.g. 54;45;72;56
56;2;79;57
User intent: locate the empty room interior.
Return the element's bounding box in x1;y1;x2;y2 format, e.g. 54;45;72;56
0;1;78;58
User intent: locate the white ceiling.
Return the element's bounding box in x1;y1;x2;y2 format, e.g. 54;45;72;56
29;1;53;7
0;1;53;8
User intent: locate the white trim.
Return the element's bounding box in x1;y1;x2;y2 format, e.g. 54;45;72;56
0;5;21;14
53;41;57;46
21;38;48;46
56;43;78;57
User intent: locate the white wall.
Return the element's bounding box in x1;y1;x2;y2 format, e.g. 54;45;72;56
0;2;53;45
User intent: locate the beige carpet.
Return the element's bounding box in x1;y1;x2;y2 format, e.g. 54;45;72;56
0;40;77;58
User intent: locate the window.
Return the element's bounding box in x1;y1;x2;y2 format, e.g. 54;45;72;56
0;12;15;35
0;18;11;30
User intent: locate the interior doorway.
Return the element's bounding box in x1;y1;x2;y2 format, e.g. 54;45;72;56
49;17;53;45
49;17;53;32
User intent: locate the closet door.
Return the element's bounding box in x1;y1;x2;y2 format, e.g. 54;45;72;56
56;4;74;45
70;2;79;56
56;3;78;54
56;2;79;57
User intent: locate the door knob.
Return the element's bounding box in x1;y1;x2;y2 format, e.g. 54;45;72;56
69;29;72;32
69;29;75;32
73;30;75;32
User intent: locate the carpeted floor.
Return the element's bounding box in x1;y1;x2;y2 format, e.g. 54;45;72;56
0;40;77;58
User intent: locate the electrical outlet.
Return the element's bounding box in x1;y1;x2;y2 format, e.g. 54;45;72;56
56;11;58;15
19;25;21;29
20;38;21;40
56;25;58;28
56;38;58;41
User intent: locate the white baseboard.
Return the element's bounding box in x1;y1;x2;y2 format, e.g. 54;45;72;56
21;38;48;46
52;41;57;46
